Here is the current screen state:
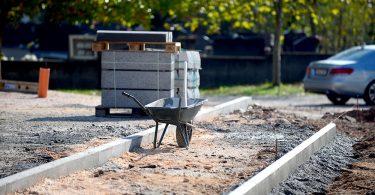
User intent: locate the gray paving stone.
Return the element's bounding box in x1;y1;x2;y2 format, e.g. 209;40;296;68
102;70;174;90
101;62;174;71
101;51;115;62
102;51;175;64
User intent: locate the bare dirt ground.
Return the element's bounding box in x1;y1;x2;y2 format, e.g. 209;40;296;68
1;92;374;194
0;91;155;178
18;105;319;194
323;109;375;194
251;95;375;194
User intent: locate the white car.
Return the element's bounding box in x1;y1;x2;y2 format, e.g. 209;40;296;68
303;45;375;105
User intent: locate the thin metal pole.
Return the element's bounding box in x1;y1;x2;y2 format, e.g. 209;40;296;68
157;124;169;148
153;122;159;148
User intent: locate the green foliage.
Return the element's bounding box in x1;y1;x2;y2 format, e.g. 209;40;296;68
1;0;374;52
200;83;309;96
57;89;101;96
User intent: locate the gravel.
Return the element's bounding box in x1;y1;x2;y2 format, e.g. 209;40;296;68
199;106;357;194
270;134;355;194
0;91;155;179
1;92;364;194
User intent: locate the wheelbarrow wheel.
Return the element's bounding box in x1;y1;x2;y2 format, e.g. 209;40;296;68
176;124;192;148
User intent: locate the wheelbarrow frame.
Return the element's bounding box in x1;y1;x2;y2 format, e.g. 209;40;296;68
122;91;207;148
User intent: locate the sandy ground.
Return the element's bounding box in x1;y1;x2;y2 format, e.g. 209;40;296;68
17;106;319;194
1;91;374;194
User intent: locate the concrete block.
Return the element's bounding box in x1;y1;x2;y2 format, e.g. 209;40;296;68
101;51;115;62
95;145;114;166
126;124;175;147
111;140;131;157
102;62;174;71
0;183;7;194
101;51;174;64
96;30;172;42
229;123;337;195
58;151;99;174
101;89;174;108
0;182;5;195
196;96;252;121
1;160;64;194
101;70;174;90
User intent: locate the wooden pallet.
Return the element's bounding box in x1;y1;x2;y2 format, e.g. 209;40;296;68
0;79;38;93
95;106;148;117
92;41;181;53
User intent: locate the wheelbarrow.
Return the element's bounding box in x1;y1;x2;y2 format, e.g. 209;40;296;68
122;91;207;149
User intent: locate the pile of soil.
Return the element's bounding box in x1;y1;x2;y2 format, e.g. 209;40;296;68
324;108;375;194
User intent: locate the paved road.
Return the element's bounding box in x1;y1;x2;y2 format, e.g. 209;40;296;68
204;94;370;119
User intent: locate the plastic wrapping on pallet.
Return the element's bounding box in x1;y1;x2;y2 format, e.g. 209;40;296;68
175;51;201;70
177;87;200;99
175;70;200;81
96;30;173;42
173;51;201;99
174;72;200;88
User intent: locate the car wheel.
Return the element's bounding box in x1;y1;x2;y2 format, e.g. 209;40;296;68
326;94;350;105
364;81;375;105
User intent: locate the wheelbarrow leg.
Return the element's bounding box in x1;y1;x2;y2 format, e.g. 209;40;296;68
153;122;159;148
177;123;189;149
157;123;169;148
183;124;190;148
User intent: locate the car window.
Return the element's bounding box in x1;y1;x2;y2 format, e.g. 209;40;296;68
329;48;375;61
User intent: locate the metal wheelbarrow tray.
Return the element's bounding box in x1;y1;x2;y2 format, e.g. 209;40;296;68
122;92;207;148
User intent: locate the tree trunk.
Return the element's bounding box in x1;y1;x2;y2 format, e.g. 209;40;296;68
309;0;317;36
272;0;282;86
336;8;343;52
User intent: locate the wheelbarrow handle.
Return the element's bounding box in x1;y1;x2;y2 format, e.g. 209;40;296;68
122;91;151;117
122;91;135;99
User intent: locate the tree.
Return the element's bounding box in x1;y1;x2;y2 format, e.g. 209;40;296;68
0;0;43;54
273;0;282;86
1;0;374;55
